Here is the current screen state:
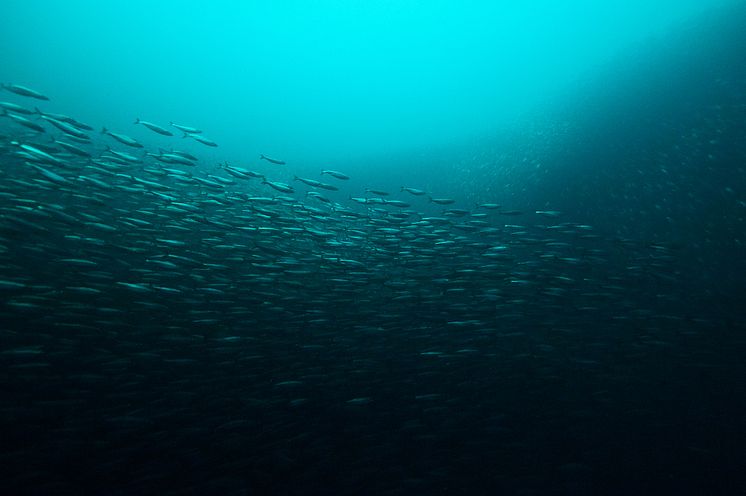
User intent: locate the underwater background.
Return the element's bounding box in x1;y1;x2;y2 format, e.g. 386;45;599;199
1;1;745;495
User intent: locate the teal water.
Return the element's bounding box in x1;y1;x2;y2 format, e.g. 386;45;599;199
0;0;732;164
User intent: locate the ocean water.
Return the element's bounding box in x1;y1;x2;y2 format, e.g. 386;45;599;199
1;1;745;495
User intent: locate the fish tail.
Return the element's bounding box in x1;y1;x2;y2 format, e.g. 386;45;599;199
101;126;107;134
134;118;140;124
182;132;189;138
260;154;266;160
33;107;42;115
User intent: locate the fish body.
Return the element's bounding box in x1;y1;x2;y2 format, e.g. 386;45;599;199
321;170;350;180
170;122;202;134
0;101;34;114
40;115;89;140
366;189;389;196
260;154;285;165
101;127;143;148
188;134;218;147
262;179;294;193
2;83;49;100
3;111;46;132
429;197;455;205
135;118;173;136
401;187;426;195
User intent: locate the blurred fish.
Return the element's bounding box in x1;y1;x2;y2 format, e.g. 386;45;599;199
39;114;90;140
0;101;34;114
188;134;218;147
401;186;426;195
134;118;173;136
262;179;294;193
2;111;45;132
1;83;49;100
34;108;93;130
101;127;143;148
321;169;350;180
260;154;286;165
170;121;202;134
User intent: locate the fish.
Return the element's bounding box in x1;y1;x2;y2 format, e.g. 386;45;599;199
105;147;142;163
101;127;143;148
53;139;91;157
148;152;194;166
429;197;456;205
161;148;198;161
0;101;34;114
383;200;411;208
261;179;294;193
401;187;426;195
321;170;350;180
170;122;202;134
39;114;90;140
294;176;324;188
260;154;286;165
188;134;218;147
10;141;63;164
2;111;46;133
134;118;173;136
34;108;93;130
536;210;562;218
1;83;49;100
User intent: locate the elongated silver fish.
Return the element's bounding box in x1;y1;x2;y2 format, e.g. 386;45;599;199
101;127;143;148
260;154;285;165
170;122;202;134
321;170;349;180
134;118;173;136
262;179;294;193
2;111;45;132
2;83;49;100
401;187;426;195
188;134;218;147
0;101;34;114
